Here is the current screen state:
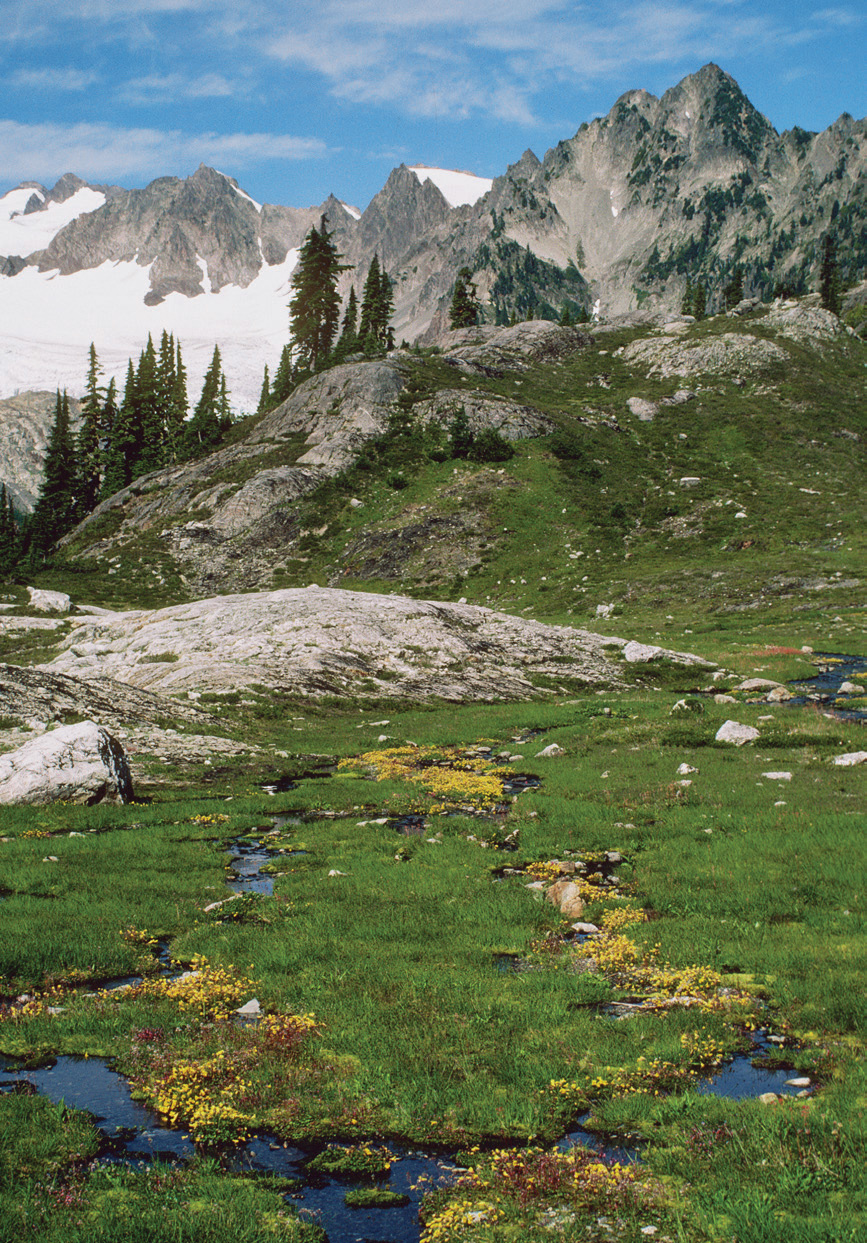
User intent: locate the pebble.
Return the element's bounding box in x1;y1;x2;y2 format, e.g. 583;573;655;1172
785;1077;811;1087
762;771;792;781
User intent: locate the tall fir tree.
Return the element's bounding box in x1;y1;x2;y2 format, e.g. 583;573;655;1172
75;343;104;516
0;484;16;575
30;391;76;555
100;361;137;500
271;344;295;407
135;335;164;475
449;267;481;328
358;255;395;354
256;364;271;415
288;218;346;372
183;346;225;454
819;232;841;314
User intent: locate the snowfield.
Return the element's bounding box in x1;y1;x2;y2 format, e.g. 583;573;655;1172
0;186;107;258
408;166;493;208
0;249;299;414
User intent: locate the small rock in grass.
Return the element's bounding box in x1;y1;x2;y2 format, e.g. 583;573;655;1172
832;751;867;767
327;869;348;877
42;855;59;862
737;678;784;692
838;681;862;695
545;879;584;919
716;720;759;745
572;922;600;935
535;743;564;757
766;687;792;703
762;772;792;781
785;1077;811;1087
677;763;697;775
758;1093;779;1105
714;694;738;705
236;999;260;1016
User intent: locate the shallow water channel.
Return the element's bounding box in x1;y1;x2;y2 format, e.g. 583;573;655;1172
1;752;811;1240
788;651;867;721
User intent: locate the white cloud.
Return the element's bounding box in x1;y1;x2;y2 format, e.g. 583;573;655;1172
0;120;327;186
119;72;245;104
9;67;98;91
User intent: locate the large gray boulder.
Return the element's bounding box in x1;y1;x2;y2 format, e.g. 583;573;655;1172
0;720;134;805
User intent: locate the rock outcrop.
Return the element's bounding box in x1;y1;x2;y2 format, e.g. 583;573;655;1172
39;586;713;703
0;720;134;805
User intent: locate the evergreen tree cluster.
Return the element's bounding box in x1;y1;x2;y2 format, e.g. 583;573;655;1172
14;333;235;565
257;232;395;415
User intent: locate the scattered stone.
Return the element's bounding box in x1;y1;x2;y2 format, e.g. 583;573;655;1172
42;855;59;862
785;1077;811;1088
327;869;348;877
671;697;703;715
677;763;697;775
758;1093;779;1105
766;687;792;703
736;678;785;692
571;922;600;935
535;743;564;757
27;586;71;613
627;396;658;421
838;681;861;694
595;603;615;618
714;694;738;704
236;999;261;1016
715;720;760;746
679;476;701;489
0;721;134;805
762;771;792;781
545;880;584;919
832;752;867;767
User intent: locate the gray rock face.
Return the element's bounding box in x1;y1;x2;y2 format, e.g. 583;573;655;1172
622;332;788;378
39;586;712;703
416;389;556;439
437;322;593;374
0;720;133;805
27;587;71;614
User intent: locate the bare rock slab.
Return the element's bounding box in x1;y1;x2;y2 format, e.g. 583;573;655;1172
0;720;134;805
40;587;713;704
715;720;760;746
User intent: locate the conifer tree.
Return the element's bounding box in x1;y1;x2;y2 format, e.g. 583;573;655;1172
101;362;137;500
358;255;395;354
334;286;359;360
271;344;295;407
135;335;164;475
449;267;481;328
288;218;346;371
170;341;189;451
256;365;271;415
183;346;225;453
819;232;841;314
0;484;16;575
30;391;76;554
76;343;104;515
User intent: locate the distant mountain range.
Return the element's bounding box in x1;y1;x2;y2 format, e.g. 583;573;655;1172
0;63;864;419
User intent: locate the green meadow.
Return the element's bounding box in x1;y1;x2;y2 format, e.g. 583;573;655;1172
1;674;865;1242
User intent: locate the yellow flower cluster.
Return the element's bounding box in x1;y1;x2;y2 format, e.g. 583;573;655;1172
589;907;724;1006
421;1198;502;1241
119;955;258;1021
153;1051;251;1145
525;860;564;881
120;926;159;948
680;1029;726;1066
20;828;52;838
339;746;510;809
188;813;230;825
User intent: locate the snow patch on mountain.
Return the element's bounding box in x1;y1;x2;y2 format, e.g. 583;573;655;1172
0;187;106;258
408;166;492;208
0;249;299;413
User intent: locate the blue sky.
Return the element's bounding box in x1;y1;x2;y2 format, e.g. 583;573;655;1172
2;1;865;209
